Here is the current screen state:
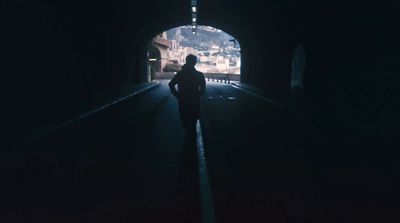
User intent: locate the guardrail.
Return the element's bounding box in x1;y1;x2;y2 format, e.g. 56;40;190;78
204;73;240;84
155;72;240;83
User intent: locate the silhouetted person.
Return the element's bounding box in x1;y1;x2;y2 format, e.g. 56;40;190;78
169;54;206;134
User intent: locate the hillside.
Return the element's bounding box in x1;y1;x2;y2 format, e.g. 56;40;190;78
166;26;240;53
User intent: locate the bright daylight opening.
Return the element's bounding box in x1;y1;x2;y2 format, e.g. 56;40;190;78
147;25;241;83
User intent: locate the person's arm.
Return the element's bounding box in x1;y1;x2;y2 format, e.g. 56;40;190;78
168;74;179;98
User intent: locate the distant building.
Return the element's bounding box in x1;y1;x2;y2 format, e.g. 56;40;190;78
160;25;241;74
216;55;230;72
168;50;185;64
169;40;179;51
207;55;217;66
199;55;208;63
203;26;218;32
147;31;170;81
183;47;197;57
211;45;219;50
151;31;169;71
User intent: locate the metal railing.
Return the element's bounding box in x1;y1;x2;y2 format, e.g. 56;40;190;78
154;72;240;83
204;73;240;84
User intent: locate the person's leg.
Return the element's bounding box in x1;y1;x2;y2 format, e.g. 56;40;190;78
187;117;197;136
179;105;188;130
180;102;199;134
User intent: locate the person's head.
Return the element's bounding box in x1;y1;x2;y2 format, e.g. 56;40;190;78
185;54;197;67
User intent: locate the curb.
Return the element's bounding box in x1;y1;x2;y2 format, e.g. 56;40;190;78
41;82;160;135
230;83;300;114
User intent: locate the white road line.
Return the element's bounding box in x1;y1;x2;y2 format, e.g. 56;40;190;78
231;84;290;110
196;120;215;223
231;84;303;116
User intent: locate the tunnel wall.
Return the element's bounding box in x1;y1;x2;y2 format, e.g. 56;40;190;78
199;0;293;101
287;0;400;133
1;0;190;137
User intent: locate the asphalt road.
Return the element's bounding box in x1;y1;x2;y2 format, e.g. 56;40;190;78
1;80;399;223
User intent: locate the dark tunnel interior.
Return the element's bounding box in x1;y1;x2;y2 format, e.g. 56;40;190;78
3;0;399;136
1;0;400;222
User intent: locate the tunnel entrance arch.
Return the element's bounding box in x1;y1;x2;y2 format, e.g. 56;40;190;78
146;25;241;82
147;44;162;81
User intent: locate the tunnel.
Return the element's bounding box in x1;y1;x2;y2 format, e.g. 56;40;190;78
1;0;400;222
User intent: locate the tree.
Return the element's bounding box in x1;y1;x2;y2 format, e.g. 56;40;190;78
163;63;182;72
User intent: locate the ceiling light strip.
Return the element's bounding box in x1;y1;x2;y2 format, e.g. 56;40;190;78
191;0;197;34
